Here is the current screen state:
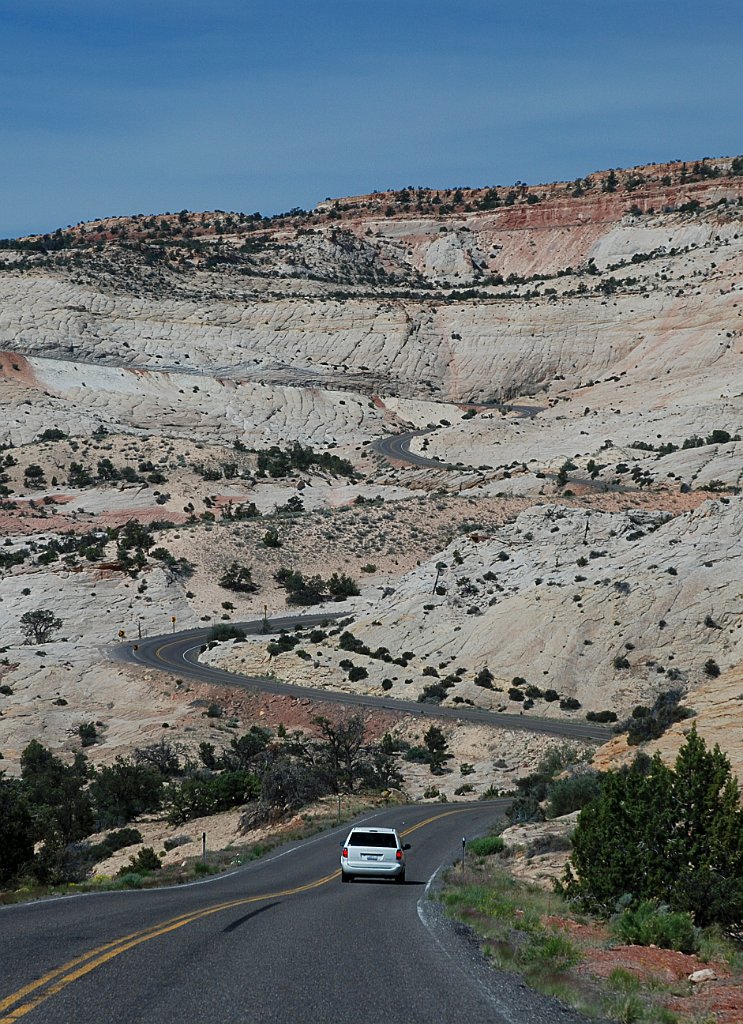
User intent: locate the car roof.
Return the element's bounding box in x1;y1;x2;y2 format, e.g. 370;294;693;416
347;826;397;833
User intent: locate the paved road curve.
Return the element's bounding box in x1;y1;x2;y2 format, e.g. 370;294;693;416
0;801;585;1024
373;428;462;469
112;615;612;744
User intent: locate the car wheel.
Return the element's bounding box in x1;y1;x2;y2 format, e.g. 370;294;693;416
341;872;351;883
395;870;406;885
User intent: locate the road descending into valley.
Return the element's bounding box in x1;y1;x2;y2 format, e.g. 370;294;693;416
112;615;612;743
0;801;586;1024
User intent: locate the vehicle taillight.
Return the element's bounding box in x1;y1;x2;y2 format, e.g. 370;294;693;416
342;847;348;858
396;849;403;861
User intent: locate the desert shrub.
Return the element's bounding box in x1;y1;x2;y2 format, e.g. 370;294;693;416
114;871;145;888
559;697;581;710
167;770;259;825
132;739;183;778
89;758;164;829
275;569;328;605
585;710;618;723
611;900;699;954
624;688;693;744
208;623;247;642
220;727;271;770
339;632;369;654
87;827;142;862
327;573;360;599
381;679;393;691
403;745;431;764
474;666;494;688
219;562;259;593
266;630;298;656
78;722;97;747
468;835;505;857
256;442;354;479
417;681;448;704
546;772;601;817
505;744;589;826
119;846;161;875
526;833;573;859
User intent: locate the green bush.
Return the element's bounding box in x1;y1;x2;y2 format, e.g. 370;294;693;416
166;770;259;825
586;710;617;723
474;667;494;688
119;846;162;875
546;772;601;818
114;871;145;889
611;900;699;953
468;835;505;857
0;773;34;883
88;827;142;862
625;688;693;744
417;681;448;704
78;722;97;747
208;623;247;642
89;757;164;829
218;562;259;593
562;728;743;928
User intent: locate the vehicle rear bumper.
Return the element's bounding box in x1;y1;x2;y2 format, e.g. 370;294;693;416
341;861;404;878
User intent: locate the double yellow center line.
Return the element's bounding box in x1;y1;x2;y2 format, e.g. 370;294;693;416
0;810;464;1022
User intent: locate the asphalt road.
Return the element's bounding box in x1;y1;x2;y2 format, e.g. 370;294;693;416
112;615;612;744
372;404;546;472
373;428;462;469
0;801;588;1024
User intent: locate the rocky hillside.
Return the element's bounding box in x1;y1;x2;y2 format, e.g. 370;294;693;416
0;156;741;785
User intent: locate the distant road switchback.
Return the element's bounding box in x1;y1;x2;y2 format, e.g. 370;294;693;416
111;614;612;744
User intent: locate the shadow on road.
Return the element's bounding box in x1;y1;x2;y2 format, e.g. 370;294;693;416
223;901;280;932
348;879;425;887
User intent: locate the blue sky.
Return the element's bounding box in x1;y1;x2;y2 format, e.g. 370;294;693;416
2;0;742;237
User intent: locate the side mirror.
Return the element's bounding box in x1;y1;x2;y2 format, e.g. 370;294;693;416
403;843;411;851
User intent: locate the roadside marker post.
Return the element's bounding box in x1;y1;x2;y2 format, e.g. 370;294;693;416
171;615;176;634
462;836;466;871
202;832;207;864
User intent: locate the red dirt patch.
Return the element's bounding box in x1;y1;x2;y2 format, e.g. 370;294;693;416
578;946;742;1024
0;352;39;388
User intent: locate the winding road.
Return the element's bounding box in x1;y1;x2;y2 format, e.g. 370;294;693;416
372;404;546;472
3;623;607;1022
373;428;462;469
0;801;584;1024
112;614;613;743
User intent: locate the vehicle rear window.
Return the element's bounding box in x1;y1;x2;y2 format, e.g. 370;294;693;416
348;831;397;848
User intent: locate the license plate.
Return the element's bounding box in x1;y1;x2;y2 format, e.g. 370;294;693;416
363;854;382;861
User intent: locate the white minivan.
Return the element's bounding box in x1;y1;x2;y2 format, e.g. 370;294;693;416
340;826;410;884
